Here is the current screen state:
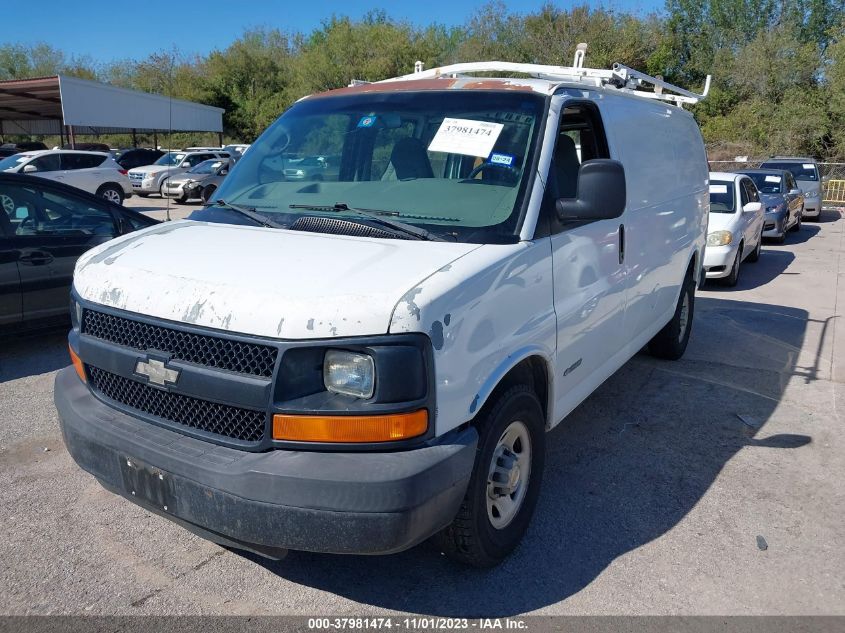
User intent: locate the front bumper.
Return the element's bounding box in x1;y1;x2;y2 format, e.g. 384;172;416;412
129;178;158;193
55;367;477;556
161;182;189;198
703;243;738;279
803;198;820;217
762;211;787;237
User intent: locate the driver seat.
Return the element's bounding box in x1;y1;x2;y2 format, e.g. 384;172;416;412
390;138;434;180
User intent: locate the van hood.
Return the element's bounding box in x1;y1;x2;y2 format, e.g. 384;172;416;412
798;180;821;196
73;221;480;339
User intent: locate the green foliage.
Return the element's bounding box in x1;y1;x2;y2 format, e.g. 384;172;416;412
2;1;845;159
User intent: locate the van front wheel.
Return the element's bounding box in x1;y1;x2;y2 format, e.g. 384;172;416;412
434;385;545;568
648;273;695;360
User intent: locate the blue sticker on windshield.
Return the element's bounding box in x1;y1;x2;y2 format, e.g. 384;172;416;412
489;152;514;166
357;115;377;128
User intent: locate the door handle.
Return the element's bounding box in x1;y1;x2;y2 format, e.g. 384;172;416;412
618;224;625;265
19;250;54;265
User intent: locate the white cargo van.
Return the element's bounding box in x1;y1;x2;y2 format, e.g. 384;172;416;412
56;51;711;567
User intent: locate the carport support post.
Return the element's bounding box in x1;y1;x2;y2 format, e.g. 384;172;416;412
132;129;137;148
154;131;158;150
218;132;223;148
68;125;75;149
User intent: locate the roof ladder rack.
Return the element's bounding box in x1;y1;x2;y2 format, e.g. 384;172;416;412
366;44;711;107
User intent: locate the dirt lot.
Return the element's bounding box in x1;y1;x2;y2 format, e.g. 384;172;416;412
0;208;843;616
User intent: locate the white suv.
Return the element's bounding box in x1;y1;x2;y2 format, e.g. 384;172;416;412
128;150;229;197
0;150;131;204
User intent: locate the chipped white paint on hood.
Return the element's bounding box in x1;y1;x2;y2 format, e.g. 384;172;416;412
73;221;480;339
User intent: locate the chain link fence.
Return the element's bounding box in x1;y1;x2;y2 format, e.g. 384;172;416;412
708;160;845;207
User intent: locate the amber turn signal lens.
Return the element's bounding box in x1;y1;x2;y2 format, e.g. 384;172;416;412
69;344;86;383
273;410;428;443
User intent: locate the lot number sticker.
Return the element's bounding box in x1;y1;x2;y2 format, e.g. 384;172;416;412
428;118;504;158
709;184;728;194
765;175;782;183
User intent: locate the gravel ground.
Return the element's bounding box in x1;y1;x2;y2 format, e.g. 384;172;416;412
0;208;843;616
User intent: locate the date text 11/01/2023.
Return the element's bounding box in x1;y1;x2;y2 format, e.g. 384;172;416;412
307;618;529;630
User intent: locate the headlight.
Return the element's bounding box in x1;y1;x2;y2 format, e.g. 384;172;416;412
766;205;783;213
295;169;304;176
144;174;154;181
323;350;375;398
70;296;82;329
707;230;733;246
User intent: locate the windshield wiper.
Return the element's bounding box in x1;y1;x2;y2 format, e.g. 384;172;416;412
215;200;286;229
288;203;445;241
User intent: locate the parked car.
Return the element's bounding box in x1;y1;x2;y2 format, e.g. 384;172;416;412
1;141;47;152
222;144;250;161
62;143;112;153
0;150;132;204
0;147;18;159
282;155;340;181
161;158;231;203
57;57;710;567
737;168;803;242
759;156;821;220
0;173;157;332
703;172;765;286
127;150;229;197
114;148;166;171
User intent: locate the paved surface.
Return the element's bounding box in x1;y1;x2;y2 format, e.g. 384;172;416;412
123;194;195;222
0;210;843;616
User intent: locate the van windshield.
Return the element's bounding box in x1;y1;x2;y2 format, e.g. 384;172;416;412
213;90;545;243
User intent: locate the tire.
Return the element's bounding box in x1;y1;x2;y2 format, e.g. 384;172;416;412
791;213;801;232
201;185;217;204
434;385;545;568
137;192;149;198
747;230;762;263
97;184;124;205
159;183;167;198
648;271;695;360
722;244;742;287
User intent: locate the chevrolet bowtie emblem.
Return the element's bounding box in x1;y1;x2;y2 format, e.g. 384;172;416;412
135;358;180;387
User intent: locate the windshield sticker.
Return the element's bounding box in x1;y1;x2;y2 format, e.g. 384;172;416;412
802;163;815;170
357;115;377;128
709;184;728;194
489;152;514;167
765;175;782;183
428;118;504;158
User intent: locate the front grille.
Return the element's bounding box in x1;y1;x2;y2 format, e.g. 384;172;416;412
88;367;266;442
82;309;278;377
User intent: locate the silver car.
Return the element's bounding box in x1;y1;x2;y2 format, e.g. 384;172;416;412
737;169;803;242
162;159;231;203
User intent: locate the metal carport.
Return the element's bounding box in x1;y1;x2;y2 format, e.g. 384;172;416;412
0;74;224;146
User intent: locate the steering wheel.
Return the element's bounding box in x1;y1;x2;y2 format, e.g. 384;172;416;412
466;162;520;183
0;194;14;215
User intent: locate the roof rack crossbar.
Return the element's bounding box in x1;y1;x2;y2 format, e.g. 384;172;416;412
373;60;711;106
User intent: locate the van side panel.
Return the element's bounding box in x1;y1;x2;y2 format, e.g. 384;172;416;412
597;95;709;343
389;242;557;436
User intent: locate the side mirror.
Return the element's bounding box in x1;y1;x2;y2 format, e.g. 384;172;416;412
556;159;626;222
22;164;37;173
743;202;762;213
789;188;802;196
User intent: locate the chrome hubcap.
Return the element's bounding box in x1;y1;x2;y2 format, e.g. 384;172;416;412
486;421;531;529
678;292;690;342
103;189;121;204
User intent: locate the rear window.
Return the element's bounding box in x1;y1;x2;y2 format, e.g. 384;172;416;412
760;161;818;181
709;181;735;213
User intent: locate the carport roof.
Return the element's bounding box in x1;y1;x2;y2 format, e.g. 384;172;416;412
0;75;223;135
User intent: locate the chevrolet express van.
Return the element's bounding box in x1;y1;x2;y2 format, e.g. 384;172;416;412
56;57;710;567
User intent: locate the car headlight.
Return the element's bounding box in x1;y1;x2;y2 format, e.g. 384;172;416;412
707;230;733;246
323;350;375;399
766;205;783;213
69;295;82;329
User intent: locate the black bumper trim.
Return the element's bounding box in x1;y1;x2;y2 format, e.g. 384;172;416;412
55;367;477;555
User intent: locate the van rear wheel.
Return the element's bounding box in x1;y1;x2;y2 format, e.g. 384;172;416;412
434;385;545;568
648;273;695;360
